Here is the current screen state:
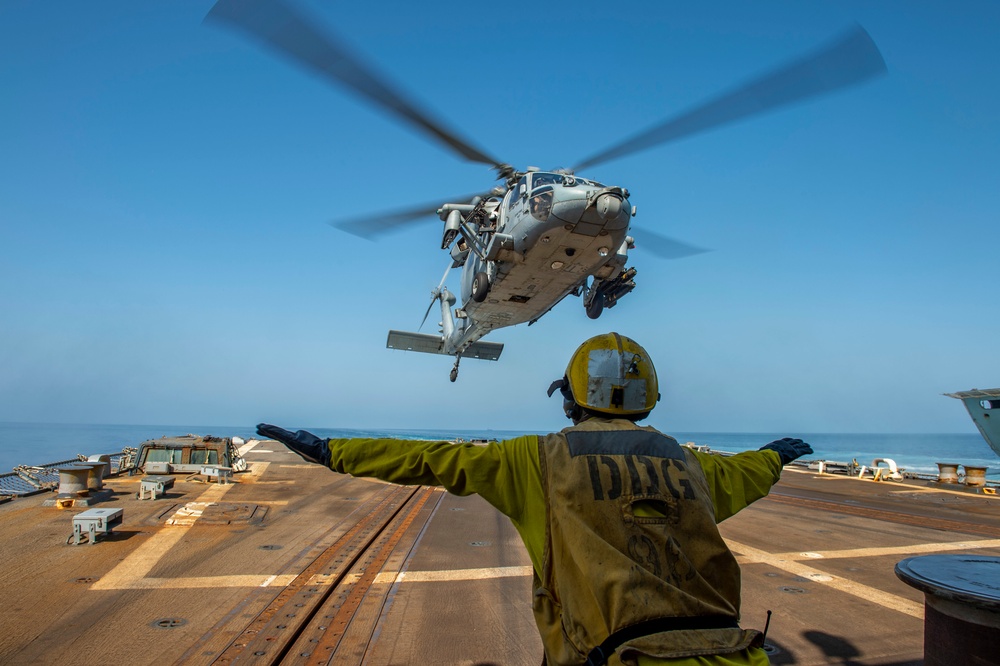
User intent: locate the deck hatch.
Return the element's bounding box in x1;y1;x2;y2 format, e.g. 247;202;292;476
154;502;268;525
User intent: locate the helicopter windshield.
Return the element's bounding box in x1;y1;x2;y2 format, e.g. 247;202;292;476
529;172;563;189
530;172;604;189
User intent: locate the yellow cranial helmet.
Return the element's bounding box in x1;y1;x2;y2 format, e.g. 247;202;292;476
561;332;659;417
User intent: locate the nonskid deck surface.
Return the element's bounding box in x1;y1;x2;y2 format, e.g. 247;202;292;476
1;441;998;665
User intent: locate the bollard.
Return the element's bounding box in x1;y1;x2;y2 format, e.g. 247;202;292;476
935;462;959;484
963;466;988;488
895;555;1000;666
71;462;105;491
56;467;90;497
87;454;112;479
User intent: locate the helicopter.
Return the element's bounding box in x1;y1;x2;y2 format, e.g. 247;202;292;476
207;0;886;382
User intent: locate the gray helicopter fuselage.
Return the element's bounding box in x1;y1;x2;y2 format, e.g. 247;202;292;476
445;171;634;354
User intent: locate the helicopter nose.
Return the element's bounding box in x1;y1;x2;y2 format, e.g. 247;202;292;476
595;192;624;222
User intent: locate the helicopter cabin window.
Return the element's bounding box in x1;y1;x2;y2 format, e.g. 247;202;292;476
509;176;527;210
503;189;516;211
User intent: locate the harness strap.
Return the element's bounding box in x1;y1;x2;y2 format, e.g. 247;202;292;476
583;615;740;666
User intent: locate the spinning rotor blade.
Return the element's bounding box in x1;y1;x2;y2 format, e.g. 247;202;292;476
206;0;501;166
573;25;886;171
331;193;491;239
419;263;452;331
631;229;710;260
332;201;442;239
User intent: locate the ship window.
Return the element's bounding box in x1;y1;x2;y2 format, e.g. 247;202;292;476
144;448;182;464
190;449;220;465
981;400;1000;410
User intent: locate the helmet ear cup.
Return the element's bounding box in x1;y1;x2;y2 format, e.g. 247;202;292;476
556;375;583;422
563;398;582;422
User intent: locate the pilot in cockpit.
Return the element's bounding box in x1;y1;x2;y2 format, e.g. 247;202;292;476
530;192;552;220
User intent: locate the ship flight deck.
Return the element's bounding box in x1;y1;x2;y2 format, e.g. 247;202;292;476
1;439;998;665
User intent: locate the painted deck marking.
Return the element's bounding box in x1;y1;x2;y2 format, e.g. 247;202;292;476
335;565;534;587
727;539;924;619
90;462;268;591
772;538;1000;561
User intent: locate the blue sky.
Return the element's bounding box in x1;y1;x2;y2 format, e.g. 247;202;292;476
1;1;997;436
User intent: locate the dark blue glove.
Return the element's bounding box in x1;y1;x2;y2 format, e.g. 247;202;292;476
759;438;813;465
256;423;331;467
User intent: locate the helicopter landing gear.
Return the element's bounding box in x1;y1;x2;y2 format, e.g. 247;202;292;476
471;271;490;302
586;292;605;319
450;355;461;382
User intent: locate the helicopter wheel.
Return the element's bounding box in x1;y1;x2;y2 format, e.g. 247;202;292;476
471;272;490;302
449;368;458;382
586;292;605;320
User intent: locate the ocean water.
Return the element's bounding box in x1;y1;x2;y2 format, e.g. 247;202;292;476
0;422;996;479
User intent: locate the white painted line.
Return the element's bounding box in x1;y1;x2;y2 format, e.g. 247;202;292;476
91;479;239;591
100;574;299;590
237;439;260;456
727;539;923;619
90;527;189;590
321;565;535;587
379;565;533;584
775;538;1000;561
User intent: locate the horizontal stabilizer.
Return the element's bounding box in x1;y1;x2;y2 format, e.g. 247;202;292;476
386;330;504;361
462;339;504;361
387;330;444;355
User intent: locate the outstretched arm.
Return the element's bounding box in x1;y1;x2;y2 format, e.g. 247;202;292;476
691;438;812;522
255;423;536;522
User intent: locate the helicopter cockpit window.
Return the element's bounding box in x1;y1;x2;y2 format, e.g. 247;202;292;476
510;176;527;210
530;172;563;189
529;187;554;221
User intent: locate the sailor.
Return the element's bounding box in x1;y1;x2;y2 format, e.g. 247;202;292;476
257;332;812;666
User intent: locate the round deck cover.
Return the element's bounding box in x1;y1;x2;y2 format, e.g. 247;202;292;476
896;555;1000;611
